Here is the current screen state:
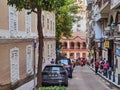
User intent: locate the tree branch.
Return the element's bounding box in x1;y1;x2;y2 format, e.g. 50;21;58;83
32;9;38;14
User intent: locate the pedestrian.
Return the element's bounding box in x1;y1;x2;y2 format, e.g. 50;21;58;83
50;59;54;64
99;58;105;73
103;60;109;77
94;60;100;74
82;58;86;66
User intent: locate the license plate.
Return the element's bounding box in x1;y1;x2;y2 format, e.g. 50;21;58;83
58;80;62;82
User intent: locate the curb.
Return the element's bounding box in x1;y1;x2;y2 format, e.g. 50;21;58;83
88;65;120;89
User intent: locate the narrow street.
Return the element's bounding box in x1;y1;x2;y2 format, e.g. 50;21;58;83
68;65;118;90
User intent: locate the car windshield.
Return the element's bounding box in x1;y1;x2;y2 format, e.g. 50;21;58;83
58;59;69;65
44;66;64;72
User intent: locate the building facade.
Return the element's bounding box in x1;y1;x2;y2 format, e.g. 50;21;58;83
0;1;56;90
72;0;87;32
60;32;88;60
58;0;88;60
86;0;120;82
42;11;56;69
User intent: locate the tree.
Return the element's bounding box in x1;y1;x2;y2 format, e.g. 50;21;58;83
7;0;66;87
55;0;79;49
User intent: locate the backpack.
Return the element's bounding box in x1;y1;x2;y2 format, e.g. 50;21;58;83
95;61;99;67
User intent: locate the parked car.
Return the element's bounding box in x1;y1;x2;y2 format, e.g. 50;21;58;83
56;57;73;78
42;64;68;86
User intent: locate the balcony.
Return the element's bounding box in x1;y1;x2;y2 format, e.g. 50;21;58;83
111;0;120;9
99;0;110;14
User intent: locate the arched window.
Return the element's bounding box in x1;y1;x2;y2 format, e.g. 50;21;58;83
70;42;74;49
82;42;86;49
82;53;86;58
70;53;74;59
63;42;67;49
77;42;80;49
76;53;80;58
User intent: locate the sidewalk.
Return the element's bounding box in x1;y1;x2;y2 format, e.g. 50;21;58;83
15;78;37;90
15;62;50;90
88;65;120;89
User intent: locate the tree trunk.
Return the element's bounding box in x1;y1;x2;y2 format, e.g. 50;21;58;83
37;6;43;87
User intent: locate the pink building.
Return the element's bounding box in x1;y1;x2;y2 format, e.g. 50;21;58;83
60;32;88;60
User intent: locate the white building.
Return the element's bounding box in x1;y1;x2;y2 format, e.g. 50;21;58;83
72;0;87;32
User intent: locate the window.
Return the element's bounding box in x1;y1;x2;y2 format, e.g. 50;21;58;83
10;47;19;83
26;45;33;75
9;6;18;35
47;18;49;29
77;24;81;27
70;42;74;49
70;53;74;59
77;42;80;49
82;53;86;58
48;44;50;56
63;42;67;49
76;53;80;58
50;20;52;30
25;10;31;34
82;42;86;49
42;15;44;28
53;22;55;32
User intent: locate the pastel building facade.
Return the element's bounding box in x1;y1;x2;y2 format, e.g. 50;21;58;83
0;0;56;90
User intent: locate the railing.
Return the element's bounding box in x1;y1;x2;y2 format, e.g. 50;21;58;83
98;0;109;9
89;65;120;88
103;0;109;4
61;48;87;50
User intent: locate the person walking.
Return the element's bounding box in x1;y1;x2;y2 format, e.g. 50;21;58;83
50;59;55;64
103;61;109;77
99;58;105;73
94;60;100;74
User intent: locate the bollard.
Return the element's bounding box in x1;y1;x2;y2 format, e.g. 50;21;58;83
108;71;111;80
118;74;120;85
113;71;115;82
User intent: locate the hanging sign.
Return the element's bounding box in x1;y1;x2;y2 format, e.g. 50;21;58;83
105;40;109;48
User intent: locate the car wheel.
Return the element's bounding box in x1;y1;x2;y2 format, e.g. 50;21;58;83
64;81;68;87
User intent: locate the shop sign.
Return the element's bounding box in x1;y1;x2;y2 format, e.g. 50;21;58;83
105;41;109;48
90;49;94;54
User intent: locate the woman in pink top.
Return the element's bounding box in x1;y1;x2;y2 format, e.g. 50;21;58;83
103;61;109;77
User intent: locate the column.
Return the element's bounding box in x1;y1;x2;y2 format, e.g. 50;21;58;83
67;41;70;49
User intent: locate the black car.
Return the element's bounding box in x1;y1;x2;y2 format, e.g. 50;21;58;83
56;57;73;78
42;64;68;86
